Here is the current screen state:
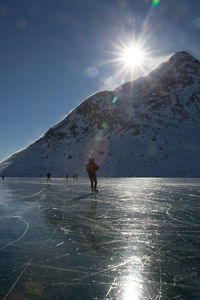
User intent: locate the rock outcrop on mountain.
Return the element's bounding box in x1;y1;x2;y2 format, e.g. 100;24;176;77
1;51;200;177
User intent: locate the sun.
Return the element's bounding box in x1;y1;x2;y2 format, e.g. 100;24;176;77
100;35;154;89
121;45;146;68
105;37;151;80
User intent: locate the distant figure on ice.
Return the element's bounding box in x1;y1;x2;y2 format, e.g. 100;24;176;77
46;172;51;182
66;173;68;181
86;158;99;192
2;175;4;180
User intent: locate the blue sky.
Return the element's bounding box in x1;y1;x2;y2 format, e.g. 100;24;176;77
0;0;200;162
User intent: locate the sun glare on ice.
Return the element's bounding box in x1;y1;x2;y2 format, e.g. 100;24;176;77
123;278;141;300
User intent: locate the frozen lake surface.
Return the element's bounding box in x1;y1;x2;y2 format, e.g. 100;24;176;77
0;177;200;300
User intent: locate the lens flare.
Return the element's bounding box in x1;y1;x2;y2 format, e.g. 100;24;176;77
29;5;40;16
85;66;98;78
101;122;107;129
83;133;109;166
16;18;27;29
112;96;118;103
152;0;160;7
0;6;7;16
193;17;200;29
25;281;44;296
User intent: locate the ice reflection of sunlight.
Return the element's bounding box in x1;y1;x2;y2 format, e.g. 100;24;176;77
123;275;142;300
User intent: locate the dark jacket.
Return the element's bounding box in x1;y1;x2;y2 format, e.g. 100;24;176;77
86;161;99;174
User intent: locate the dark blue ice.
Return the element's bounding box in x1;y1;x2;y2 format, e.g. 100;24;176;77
0;178;200;300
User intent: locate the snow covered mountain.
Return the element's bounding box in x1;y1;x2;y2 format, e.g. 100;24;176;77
1;51;200;177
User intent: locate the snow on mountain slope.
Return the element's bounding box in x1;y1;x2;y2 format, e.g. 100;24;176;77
1;51;200;177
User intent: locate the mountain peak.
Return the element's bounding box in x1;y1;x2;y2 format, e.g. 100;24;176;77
120;50;200;95
170;50;193;60
1;51;200;177
168;50;199;65
147;50;200;88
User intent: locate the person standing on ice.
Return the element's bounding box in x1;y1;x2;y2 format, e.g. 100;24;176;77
86;158;99;192
46;172;51;182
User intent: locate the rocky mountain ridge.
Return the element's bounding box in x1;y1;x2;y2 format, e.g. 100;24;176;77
1;51;200;177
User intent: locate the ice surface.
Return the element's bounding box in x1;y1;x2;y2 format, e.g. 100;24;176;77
0;177;200;300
